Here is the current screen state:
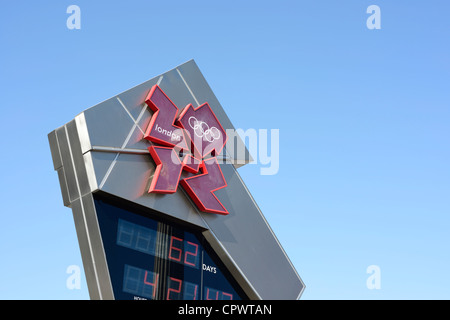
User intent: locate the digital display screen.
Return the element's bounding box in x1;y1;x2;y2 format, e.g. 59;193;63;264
94;195;248;300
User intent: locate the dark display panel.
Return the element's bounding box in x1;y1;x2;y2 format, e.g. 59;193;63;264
94;195;248;300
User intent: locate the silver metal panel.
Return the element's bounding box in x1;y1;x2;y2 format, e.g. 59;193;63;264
48;130;62;170
79;193;115;300
114;75;161;122
49;59;304;300
56;167;70;207
82;97;136;151
83;151;115;191
70;198;101;299
123;121;152;151
74;113;92;156
49;127;71;207
66;120;91;197
70;195;115;300
49;120;114;300
55;125;80;203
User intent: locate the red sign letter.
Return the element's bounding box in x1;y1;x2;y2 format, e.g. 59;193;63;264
178;103;227;159
144;85;188;151
180;157;229;215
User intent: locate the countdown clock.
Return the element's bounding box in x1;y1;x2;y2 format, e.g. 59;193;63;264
48;60;305;300
95;195;247;300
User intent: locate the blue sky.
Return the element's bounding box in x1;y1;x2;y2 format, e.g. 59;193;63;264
0;1;449;300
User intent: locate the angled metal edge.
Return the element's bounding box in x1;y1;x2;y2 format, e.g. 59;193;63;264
49;119;114;300
48;130;70;207
232;167;306;300
202;230;262;300
71;194;114;300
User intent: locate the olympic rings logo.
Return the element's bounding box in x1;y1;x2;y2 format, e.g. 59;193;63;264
188;116;221;142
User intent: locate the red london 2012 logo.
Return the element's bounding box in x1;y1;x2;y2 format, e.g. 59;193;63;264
143;85;229;215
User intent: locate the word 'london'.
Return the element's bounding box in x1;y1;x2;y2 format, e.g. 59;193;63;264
154;123;182;142
178;304;272;317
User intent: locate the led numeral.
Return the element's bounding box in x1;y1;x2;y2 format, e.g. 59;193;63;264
183;281;198;300
144;271;159;299
123;265;160;300
168;236;183;262
168;236;199;268
205;287;233;300
222;292;233;300
167;277;182;300
184;241;199;267
166;277;198;300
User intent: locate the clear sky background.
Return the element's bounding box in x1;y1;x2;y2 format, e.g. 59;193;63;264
0;1;449;300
